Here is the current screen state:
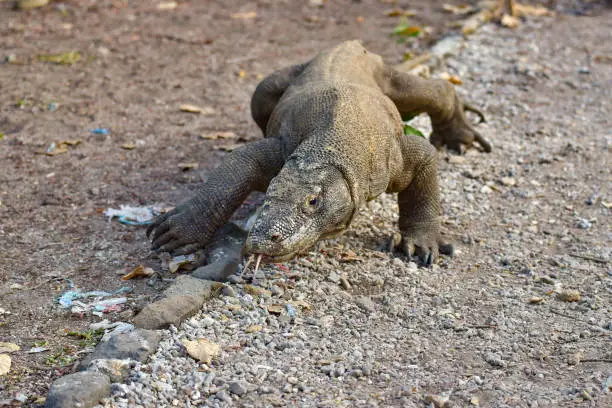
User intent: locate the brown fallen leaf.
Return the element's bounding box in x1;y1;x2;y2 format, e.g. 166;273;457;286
215;144;242;152
182;338;220;364
439;72;463;85
442;3;475;15
528;296;545;304
594;55;612;64
0;354;11;376
231;11;257;20
384;8;416;17
157;1;177;10
180;104;204;113
121;265;155;280
514;4;553;17
557;289;581;302
121;143;136;150
267;304;283;315
62;140;82;146
199;131;236;140
355;16;365;23
501;14;520;28
0;343;20;354
462;9;493;35
246;325;263;333
244;285;272;297
177;162;198;171
292;300;312;310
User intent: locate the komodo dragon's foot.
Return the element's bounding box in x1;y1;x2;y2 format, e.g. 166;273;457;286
397;227;454;267
430;95;491;153
147;202;213;255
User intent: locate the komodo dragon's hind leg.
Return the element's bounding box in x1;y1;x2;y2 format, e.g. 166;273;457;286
377;65;491;153
251;62;309;134
147;138;284;255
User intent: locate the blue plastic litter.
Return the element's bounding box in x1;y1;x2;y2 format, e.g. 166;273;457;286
104;205;159;226
286;303;297;318
89;128;110;135
58;286;132;308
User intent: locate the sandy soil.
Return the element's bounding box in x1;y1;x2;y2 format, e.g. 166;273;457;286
0;0;610;406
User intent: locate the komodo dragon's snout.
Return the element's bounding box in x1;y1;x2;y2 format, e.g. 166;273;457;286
244;164;353;262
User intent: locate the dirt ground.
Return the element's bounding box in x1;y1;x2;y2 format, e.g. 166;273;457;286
0;0;610;406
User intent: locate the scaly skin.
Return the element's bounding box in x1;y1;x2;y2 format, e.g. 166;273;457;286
147;41;489;266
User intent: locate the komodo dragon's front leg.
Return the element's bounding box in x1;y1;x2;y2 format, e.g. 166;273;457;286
379;66;491;153
390;135;453;266
147;138;284;254
147;64;309;255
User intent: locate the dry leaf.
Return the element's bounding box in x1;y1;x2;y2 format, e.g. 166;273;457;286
157;1;177;10
231;11;257;20
501;14;520;28
528;297;545;304
237;70;246;78
199;131;236;140
384;8;416;17
443;4;475;15
62;140;82;146
394;25;421;37
244;285;271;297
177;162;198;171
246;325;263;333
215;144;242;152
0;354;10;376
168;254;196;273
439;72;463;85
121;265;155;280
292;300;312;310
557;289;581;302
0;343;20;354
180;104;204;113
121;143;136;150
514;4;553;17
355;16;365;23
267;304;283;315
182;338;220;364
461;10;493;35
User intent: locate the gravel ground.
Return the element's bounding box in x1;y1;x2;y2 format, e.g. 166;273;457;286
102;11;612;408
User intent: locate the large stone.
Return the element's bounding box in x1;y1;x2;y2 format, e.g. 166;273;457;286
45;371;110;408
133;295;199;329
86;358;132;382
80;328;160;368
133;276;217;329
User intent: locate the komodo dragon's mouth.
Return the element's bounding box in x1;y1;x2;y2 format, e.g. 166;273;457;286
246;240;317;267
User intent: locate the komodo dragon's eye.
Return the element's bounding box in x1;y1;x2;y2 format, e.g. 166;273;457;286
303;195;319;213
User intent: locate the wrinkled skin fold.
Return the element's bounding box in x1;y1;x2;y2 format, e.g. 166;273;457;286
147;40;488;266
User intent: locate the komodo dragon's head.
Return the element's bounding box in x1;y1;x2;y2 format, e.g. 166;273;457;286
244;163;354;262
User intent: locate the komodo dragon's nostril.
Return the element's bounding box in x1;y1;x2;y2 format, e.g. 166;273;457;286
270;233;281;242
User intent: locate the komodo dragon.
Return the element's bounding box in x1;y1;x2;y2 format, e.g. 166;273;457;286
147;41;489;266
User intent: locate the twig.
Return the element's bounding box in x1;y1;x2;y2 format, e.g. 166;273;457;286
548;307;590;325
393;52;432;72
581;358;612;364
467;324;498;329
569;253;608;264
